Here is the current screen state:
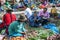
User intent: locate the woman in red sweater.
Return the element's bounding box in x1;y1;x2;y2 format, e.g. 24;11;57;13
0;9;16;35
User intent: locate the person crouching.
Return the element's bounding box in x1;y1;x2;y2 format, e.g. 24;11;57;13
8;14;27;40
29;11;41;27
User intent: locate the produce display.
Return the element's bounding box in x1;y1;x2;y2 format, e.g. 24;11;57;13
25;27;54;40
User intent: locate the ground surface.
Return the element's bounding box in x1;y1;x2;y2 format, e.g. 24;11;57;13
0;7;60;40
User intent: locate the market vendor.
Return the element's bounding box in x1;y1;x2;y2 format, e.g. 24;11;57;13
39;0;48;9
8;14;27;40
29;11;41;27
0;9;16;34
38;8;50;25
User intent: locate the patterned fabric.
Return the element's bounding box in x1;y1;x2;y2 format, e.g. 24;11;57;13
3;36;26;40
11;36;26;40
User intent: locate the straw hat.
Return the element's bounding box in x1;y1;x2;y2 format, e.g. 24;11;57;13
6;8;13;12
18;13;27;21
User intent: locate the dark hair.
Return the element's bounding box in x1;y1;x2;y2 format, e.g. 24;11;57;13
34;11;37;14
52;5;55;7
44;8;47;10
6;9;13;13
0;2;1;7
19;15;24;19
18;15;25;22
24;3;28;7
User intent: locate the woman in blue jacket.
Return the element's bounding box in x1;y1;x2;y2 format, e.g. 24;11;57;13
29;11;41;27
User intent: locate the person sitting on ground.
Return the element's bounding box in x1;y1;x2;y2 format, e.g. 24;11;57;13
24;4;33;19
38;8;50;26
29;11;41;27
39;0;48;9
8;14;27;40
50;5;58;18
0;3;4;12
0;9;16;35
18;0;24;8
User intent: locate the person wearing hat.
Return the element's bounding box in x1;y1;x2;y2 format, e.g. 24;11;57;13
8;14;27;40
29;11;41;27
0;9;16;35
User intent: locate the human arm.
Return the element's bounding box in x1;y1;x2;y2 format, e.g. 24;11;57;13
21;23;26;35
29;16;35;22
8;23;14;36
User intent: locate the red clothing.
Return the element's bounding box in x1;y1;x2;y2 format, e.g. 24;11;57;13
0;13;16;34
3;13;16;26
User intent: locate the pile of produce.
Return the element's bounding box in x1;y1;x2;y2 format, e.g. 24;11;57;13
47;34;60;40
26;27;54;40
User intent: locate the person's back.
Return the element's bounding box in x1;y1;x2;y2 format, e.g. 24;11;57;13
23;4;33;18
8;21;26;37
51;6;58;17
3;11;16;34
51;7;57;14
25;8;32;18
8;14;26;40
0;9;16;34
3;13;16;26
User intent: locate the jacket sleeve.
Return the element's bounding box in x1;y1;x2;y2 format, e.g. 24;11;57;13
13;14;16;20
22;23;26;32
0;15;6;28
2;15;6;23
8;23;14;35
37;16;41;21
47;13;50;18
29;16;34;22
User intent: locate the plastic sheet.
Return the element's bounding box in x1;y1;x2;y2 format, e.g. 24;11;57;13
43;23;59;34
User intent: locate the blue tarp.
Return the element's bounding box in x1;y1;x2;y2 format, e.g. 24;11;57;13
43;23;59;34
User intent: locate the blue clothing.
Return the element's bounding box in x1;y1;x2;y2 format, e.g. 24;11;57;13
29;15;41;27
0;6;3;12
24;0;28;4
50;0;56;4
0;7;2;12
19;2;24;7
8;21;26;37
43;23;59;34
14;4;18;9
